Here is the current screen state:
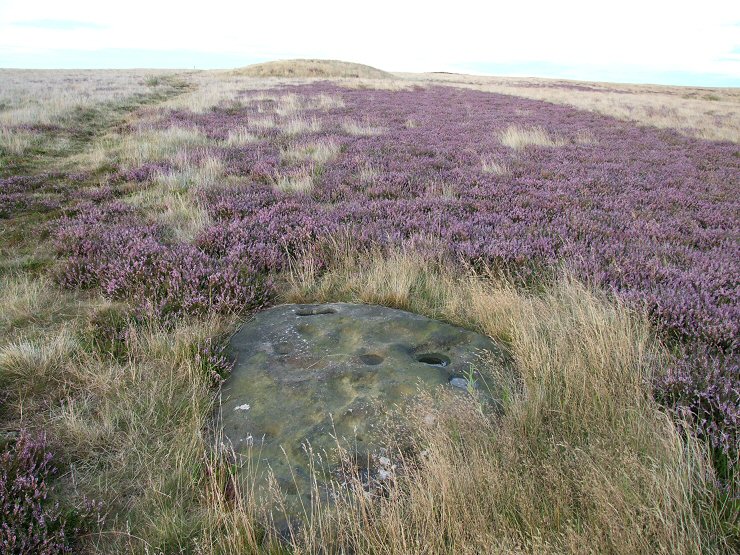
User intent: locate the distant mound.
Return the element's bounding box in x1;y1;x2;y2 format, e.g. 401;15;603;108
234;59;391;79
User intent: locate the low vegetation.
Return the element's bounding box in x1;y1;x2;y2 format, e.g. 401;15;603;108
409;72;740;142
233;59;392;79
0;64;737;553
499;124;566;149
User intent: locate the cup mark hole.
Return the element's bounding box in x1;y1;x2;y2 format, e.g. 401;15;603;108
359;354;384;365
416;353;450;367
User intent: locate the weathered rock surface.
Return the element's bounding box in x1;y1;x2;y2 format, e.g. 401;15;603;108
220;302;505;507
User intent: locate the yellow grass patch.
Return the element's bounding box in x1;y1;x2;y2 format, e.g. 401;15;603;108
224;127;260;146
481;156;511;175
0;127;36;155
281;116;322;135
342;119;385;136
281;139;340;164
275;170;315;193
499;124;566;149
117;125;212;166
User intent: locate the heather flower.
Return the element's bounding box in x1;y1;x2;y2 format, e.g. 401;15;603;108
0;431;99;554
53;82;739;458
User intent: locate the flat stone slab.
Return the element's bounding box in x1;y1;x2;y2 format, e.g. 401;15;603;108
220;302;505;505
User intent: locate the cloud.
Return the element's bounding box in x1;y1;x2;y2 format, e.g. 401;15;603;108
0;1;738;85
0;47;261;69
11;19;106;30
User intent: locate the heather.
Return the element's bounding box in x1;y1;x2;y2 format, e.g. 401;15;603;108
56;82;737;455
0;432;87;554
1;70;738;553
55;201;270;319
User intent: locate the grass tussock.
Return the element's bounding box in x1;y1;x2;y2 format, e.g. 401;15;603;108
424;180;456;199
125;156;223;242
224;127;260;146
116;125;211;166
0;247;732;553
342;119;386;136
575;129;597;145
281;116;322;136
357;163;381;182
248;116;276;130
128;187;212;243
481;155;511;175
0;127;36;156
499;124;566;150
164;152;225;188
281;139;340;164
275;170;315;194
278;242;731;553
0;274;70;334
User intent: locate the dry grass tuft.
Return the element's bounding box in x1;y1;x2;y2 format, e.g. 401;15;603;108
130;186;213;243
481;155;511;175
278;242;730;553
424;181;456;199
281;116;322;135
337;78;416;91
281;139;340;164
342;119;385;136
575;129;598;145
224;127;259;146
0;127;36;155
117;125;212;166
125;155;223;242
0;274;67;333
275;170;315;193
248;116;276;130
314;93;345;110
273;93;303;117
0;327;78;395
357;164;381;182
500;124;566;150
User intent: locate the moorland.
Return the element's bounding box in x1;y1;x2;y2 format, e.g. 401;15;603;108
0;60;738;553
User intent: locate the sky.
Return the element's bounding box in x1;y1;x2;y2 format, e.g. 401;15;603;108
1;0;739;86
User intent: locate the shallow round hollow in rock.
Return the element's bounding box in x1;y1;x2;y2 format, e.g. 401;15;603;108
416;353;450;367
359;353;384;365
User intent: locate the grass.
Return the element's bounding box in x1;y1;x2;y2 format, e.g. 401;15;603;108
0;127;37;156
116;126;212;167
224;127;260;146
279;244;733;553
275;170;316;193
1;65;737;553
281;139;341;164
281;116;322;135
410;72;740;143
342;119;386;136
233;59;392;79
499;125;566;150
2;244;731;553
481;155;510;175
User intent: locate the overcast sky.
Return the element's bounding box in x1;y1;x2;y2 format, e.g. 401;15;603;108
1;0;739;86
